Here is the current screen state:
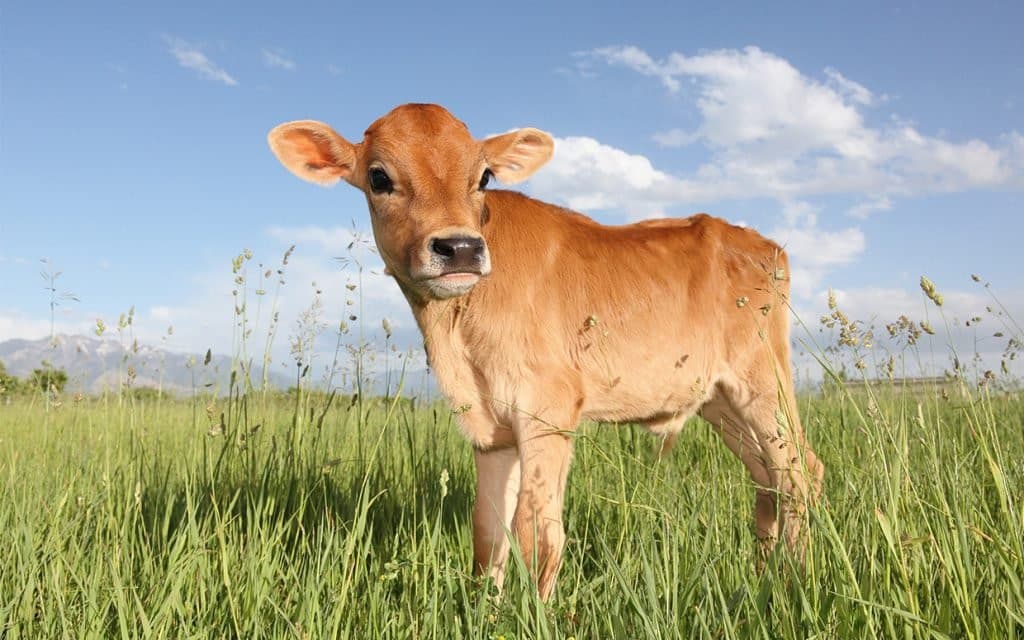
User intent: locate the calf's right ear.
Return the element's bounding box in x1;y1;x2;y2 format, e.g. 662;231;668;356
267;120;358;186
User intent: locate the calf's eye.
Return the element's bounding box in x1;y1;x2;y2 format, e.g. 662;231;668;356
479;169;493;191
368;168;393;194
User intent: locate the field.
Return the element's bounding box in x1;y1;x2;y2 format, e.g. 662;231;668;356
1;373;1022;638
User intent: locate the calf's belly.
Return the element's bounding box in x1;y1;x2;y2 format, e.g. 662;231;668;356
579;363;711;425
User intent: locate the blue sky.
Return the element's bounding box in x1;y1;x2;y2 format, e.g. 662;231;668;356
2;1;1022;378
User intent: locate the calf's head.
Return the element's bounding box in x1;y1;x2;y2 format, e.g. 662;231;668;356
267;104;554;300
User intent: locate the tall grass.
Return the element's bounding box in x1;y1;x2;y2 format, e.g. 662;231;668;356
1;382;1021;638
1;254;1021;638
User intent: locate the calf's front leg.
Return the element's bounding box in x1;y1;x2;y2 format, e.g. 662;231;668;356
512;411;577;600
472;446;521;589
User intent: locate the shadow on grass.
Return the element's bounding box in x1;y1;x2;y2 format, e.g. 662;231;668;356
131;425;476;565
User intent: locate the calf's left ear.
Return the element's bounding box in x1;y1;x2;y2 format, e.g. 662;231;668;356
267;120;358;186
482;128;554;184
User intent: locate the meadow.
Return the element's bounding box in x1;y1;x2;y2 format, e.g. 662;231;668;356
2;259;1022;638
1;368;1022;638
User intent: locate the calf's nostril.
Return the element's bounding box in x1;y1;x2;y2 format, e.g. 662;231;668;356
431;238;456;258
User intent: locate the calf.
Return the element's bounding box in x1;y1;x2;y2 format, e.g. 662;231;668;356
268;103;824;599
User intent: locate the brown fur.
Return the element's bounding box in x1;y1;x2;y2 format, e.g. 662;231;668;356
268;103;825;600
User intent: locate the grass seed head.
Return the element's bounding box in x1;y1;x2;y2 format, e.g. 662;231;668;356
439;468;449;498
920;275;944;306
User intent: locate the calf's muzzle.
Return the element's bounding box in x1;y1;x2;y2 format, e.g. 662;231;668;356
430;235;487;274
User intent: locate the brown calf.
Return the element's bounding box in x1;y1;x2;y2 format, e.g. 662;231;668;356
268;103;824;599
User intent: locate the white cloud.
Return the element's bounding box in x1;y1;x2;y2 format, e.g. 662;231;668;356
651;128;698;148
584;45;1023;200
768;224;866;298
847;196;892;219
592;46;870;160
556;51;599;79
164;36;238;86
527;136;676;215
824;67;876;106
780;200;818;226
590;45;682;92
262;49;296;71
694;51;860;155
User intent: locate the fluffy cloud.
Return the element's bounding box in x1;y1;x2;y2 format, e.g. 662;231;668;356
824;67;877;107
847;196;892;219
769;225;865;298
591;45;870;159
527;136;676;216
164;36;238;86
586;45;1023;200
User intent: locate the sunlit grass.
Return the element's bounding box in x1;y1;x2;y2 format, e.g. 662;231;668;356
0;378;1021;638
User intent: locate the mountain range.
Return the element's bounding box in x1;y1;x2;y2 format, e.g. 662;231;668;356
0;334;293;395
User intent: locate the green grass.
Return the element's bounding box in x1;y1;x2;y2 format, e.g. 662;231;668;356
1;381;1022;639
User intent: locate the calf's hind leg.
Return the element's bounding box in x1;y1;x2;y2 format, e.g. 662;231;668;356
700;395;779;553
718;370;822;560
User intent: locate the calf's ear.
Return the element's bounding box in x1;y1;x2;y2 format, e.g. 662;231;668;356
267;120;358;186
482;128;554;184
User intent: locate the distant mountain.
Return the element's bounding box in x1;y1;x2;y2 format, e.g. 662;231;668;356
0;334;292;395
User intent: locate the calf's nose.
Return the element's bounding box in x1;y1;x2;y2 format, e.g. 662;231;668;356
430;236;486;271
